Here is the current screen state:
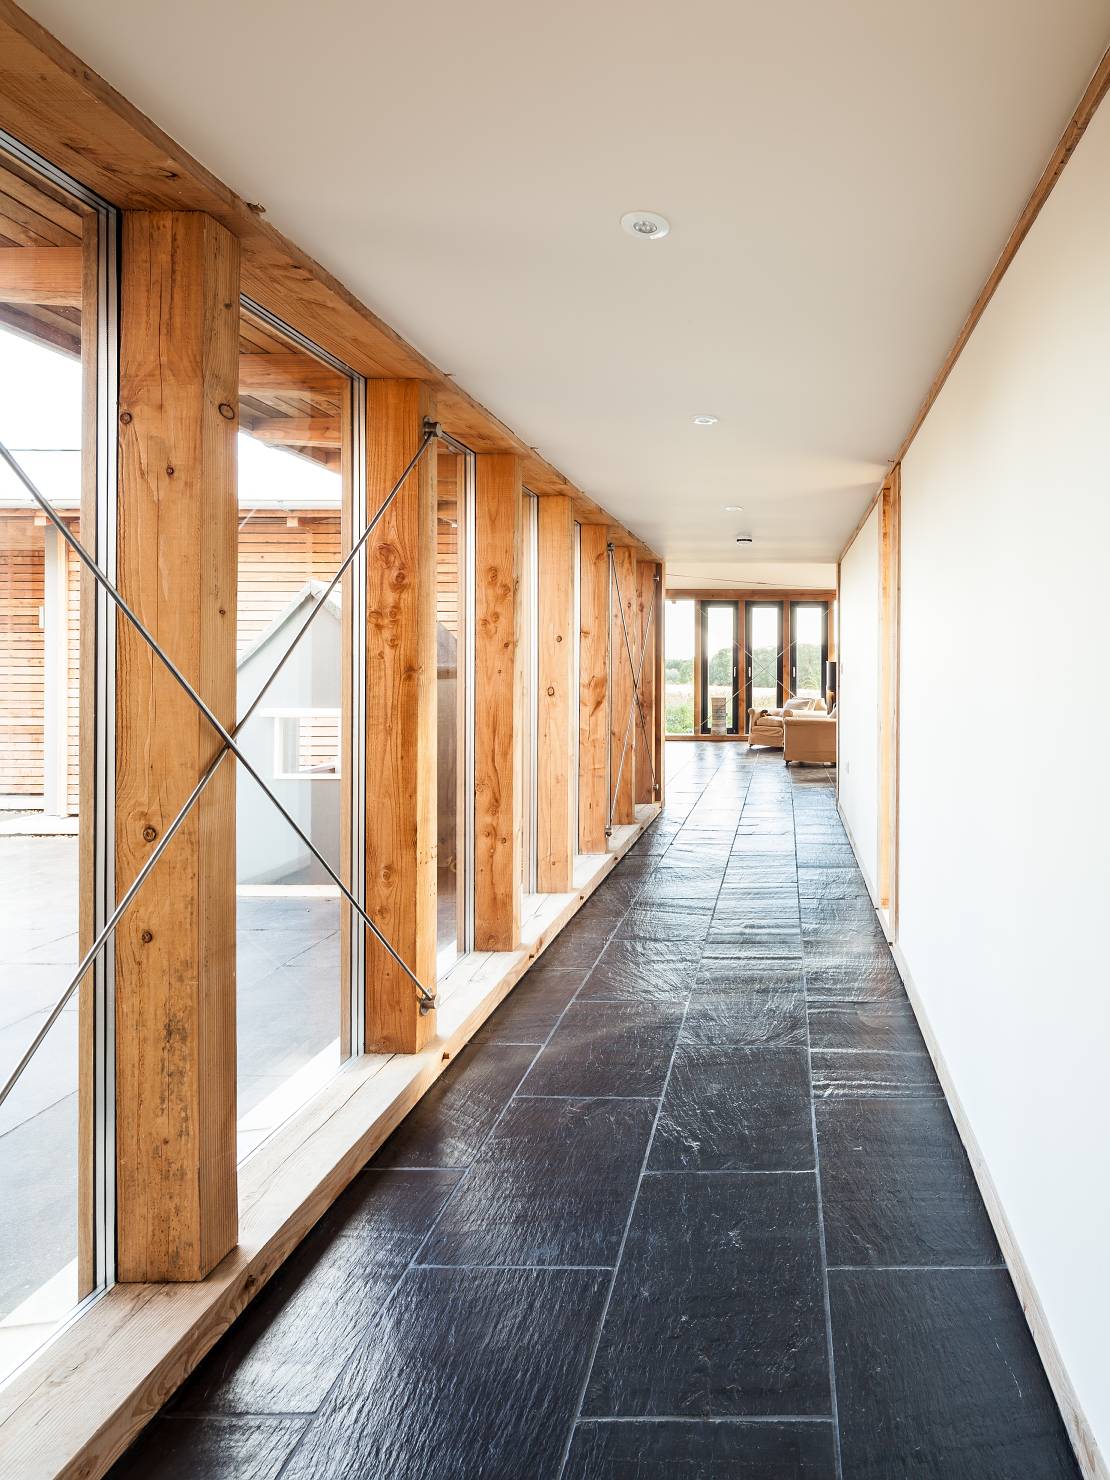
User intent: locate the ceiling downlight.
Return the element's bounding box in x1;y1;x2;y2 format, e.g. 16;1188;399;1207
620;211;670;240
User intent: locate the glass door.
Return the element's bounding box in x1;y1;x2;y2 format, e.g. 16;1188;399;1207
698;601;739;734
745;601;784;722
788;601;829;705
664;597;695;735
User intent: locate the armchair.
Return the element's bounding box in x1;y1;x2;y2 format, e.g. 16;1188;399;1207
747;696;825;749
783;711;837;764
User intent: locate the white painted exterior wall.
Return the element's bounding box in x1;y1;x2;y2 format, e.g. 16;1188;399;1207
836;503;880;898
840;98;1110;1469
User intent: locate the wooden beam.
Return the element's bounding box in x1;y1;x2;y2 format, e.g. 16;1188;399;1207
536;495;576;891
114;211;239;1282
609;544;636;826
578;524;610;853
0;2;661;566
473;453;522;949
0;244;81;303
237;352;344;398
364;381;437;1055
634;560;660;805
246;416;341;448
654;564;665;802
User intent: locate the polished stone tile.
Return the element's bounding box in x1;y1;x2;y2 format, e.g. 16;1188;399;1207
584;1172;829;1417
615;905;712;943
522;1000;685;1097
831;1269;1080;1478
473;969;585;1045
281;1267;608;1480
695;958;806;993
651;1047;813;1171
174;1171;461;1414
579;939;693;1002
811;1049;943;1100
110;1415;307;1480
818;1097;1000;1267
540;923;619;968
635;876;724;911
564;1418;838;1478
371;1042;537;1168
421;1096;654;1267
702;925;803;959
682;987;808;1047
804;959;905;1001
808;999;927;1054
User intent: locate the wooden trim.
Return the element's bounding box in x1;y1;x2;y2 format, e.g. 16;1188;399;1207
0;806;661;1480
608;544;636;826
653;564;665;803
114;212;239;1282
0;0;659;564
577;525;609;852
892;44;1110;469
837;490;885;564
363;381;437;1054
536;495;576;892
473;452;522;950
666;587;837;603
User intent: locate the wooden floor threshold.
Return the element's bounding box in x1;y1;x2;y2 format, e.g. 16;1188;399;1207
0;804;660;1480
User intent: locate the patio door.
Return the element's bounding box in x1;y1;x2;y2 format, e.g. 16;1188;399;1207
788;601;829;704
744;601;784;721
698;601;739;734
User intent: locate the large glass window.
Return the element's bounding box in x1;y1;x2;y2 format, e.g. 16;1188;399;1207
235;306;357;1159
746;601;784;715
664;598;695;734
789;601;828;703
435;436;473;972
699;602;739;734
0;139;114;1382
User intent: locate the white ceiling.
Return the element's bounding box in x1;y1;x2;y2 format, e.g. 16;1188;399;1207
24;0;1110;580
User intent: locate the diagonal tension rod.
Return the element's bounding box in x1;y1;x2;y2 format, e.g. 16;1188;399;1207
0;424;440;1113
607;549;659;829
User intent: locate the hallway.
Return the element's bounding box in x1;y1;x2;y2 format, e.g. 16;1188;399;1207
110;743;1077;1480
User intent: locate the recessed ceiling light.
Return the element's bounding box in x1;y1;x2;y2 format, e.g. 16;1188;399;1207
621;211;670;240
723;504;743;511
692;414;718;426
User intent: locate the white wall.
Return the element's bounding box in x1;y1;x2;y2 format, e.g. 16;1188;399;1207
836;503;880;897
847;98;1110;1469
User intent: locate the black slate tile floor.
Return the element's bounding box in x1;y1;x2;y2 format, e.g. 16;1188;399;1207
107;743;1080;1480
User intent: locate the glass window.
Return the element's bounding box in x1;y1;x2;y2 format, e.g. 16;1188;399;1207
665;598;695;734
435;436;473;972
235;307;354;1160
790;602;828;702
700;602;739;734
0;140;113;1382
747;602;783;714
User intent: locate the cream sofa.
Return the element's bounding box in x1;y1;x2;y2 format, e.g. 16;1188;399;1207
784;710;837;764
747;696;826;749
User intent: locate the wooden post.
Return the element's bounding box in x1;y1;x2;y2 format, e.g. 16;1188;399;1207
609;544;636;826
877;467;901;923
474;452;522;948
578;525;610;853
115;212;239;1282
634;560;658;805
536;495;576;891
364;381;437;1054
655;564;665;802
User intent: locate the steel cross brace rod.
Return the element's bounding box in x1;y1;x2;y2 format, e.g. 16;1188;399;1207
0;424;440;1112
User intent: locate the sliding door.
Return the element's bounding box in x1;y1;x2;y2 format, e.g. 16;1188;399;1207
788;601;829;704
698;601;739;734
745;601;784;718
